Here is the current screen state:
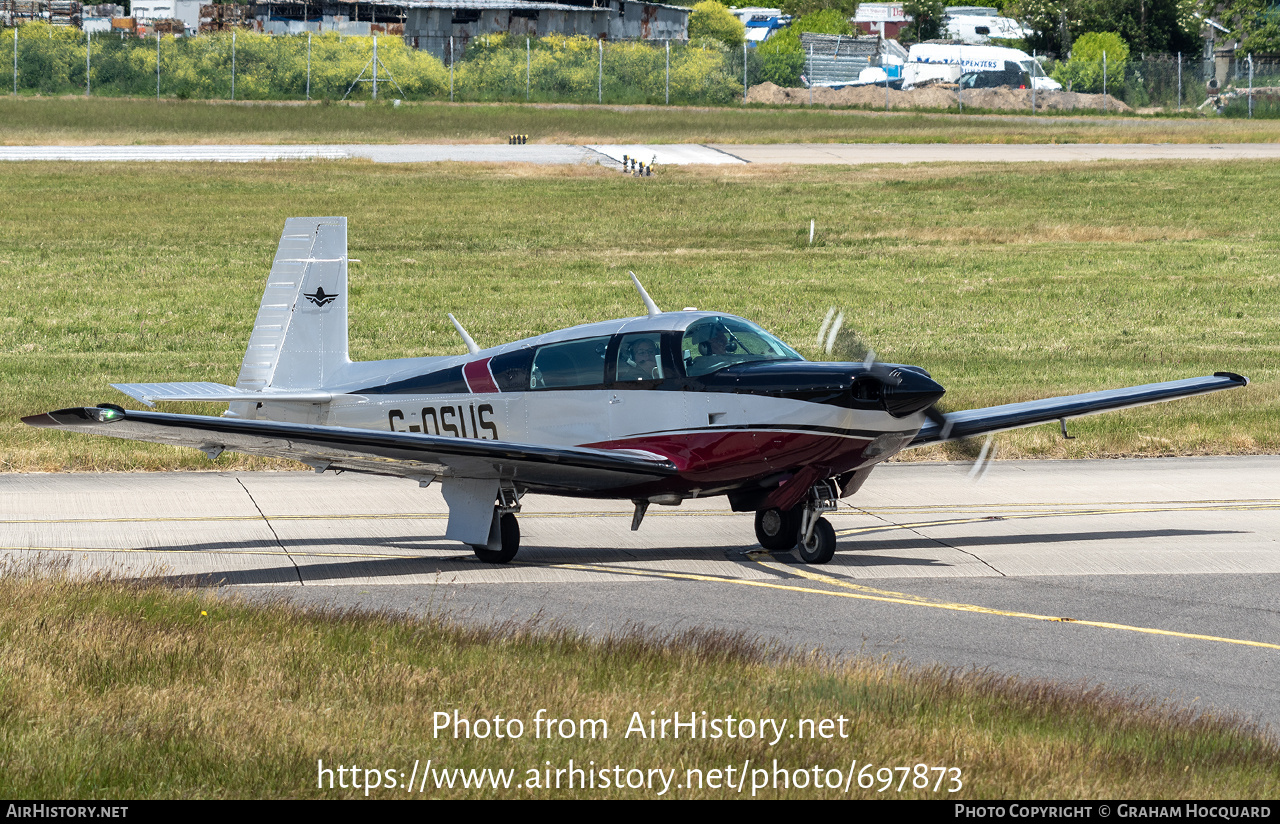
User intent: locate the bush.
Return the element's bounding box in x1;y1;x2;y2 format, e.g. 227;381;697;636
754;10;853;87
689;1;746;47
1052;31;1130;94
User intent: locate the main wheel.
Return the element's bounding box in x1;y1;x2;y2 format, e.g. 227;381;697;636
796;517;836;564
472;511;520;564
755;507;802;550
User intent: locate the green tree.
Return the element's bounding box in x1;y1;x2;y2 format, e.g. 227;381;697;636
1009;0;1201;58
900;0;946;45
1051;30;1129;91
688;1;745;47
777;0;858;18
755;9;854;86
1227;0;1280;56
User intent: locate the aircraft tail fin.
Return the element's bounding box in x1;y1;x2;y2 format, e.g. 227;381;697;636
234;218;350;395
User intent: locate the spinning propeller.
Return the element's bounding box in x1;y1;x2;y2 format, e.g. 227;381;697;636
817;308;996;481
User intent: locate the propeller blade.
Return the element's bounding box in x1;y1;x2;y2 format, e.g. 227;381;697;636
966;435;996;482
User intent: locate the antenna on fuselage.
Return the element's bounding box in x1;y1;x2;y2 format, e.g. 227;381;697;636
629;271;662;318
448;313;481;355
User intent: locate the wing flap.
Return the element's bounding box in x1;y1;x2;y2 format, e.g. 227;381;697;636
909;372;1248;447
23;407;677;493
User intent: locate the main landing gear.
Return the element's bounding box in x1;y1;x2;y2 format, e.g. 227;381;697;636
754;479;839;564
471;487;522;564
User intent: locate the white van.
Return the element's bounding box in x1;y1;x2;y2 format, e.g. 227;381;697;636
903;43;1062;90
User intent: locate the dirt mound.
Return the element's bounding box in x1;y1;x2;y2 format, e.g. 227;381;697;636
745;81;1132;113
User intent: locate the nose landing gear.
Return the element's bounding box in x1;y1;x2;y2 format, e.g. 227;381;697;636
755;479;839;564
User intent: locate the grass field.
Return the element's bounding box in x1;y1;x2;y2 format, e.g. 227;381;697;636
2;571;1276;799
4;96;1280;145
3;158;1276;471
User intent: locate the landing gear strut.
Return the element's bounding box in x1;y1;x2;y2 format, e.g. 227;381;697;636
755;479;839;564
795;479;839;564
471;486;522;564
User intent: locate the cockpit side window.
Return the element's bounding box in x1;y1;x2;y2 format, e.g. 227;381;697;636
615;334;664;383
680;317;803;377
530;336;610;389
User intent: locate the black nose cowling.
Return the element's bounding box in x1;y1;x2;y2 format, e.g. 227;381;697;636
879;367;946;418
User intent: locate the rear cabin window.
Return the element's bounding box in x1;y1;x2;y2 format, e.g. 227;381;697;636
530;336;610;389
489;348;534;392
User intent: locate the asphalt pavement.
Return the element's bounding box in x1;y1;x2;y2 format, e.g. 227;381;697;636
5;143;1280;165
4;456;1278;734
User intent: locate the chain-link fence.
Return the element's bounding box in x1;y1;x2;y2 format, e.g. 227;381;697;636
0;23;749;104
3;22;1278;116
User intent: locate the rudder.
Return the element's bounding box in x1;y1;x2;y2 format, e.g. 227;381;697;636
234;217;350;394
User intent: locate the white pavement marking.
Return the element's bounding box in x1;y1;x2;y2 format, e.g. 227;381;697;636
586;144;747;166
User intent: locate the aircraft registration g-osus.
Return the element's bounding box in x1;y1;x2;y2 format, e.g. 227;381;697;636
24;218;1249;565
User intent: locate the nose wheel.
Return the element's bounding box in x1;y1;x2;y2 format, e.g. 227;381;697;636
796;516;836;564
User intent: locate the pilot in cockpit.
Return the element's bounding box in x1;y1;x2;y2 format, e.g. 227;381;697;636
618;337;661;381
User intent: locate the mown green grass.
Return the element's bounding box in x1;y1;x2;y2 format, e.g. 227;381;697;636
4;96;1280;145
1;571;1276;799
2;159;1276;471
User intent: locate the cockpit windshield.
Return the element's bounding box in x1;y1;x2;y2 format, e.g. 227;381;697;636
680;316;804;377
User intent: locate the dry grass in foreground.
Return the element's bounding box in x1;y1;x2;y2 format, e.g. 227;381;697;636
1;568;1276;799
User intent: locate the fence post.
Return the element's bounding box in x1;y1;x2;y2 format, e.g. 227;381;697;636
372;35;378;100
85;29;90;96
526;37;530;101
743;40;747;102
156;31;160;100
449;36;453;102
231;30;237;101
12;27;16;96
1248;53;1254;118
1176;51;1181;111
1102;51;1107;113
808;44;813;105
597;38;602;104
665;40;669;105
306;32;311;100
884;66;889;111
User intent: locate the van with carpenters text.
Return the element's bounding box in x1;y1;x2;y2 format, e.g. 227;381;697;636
903;43;1062;90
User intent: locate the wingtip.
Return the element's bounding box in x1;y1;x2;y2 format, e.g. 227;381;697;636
21;406;126;428
1214;371;1249;387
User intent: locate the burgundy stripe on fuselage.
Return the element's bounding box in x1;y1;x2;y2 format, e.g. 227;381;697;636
463;359;499;393
584;428;873;485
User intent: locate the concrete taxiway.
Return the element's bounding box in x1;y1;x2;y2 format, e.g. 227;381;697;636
4;457;1279;731
5;143;1280;165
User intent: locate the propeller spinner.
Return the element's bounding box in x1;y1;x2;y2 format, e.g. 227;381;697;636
819;308;995;480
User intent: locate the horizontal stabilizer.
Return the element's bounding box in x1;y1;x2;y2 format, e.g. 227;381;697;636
112;382;336;407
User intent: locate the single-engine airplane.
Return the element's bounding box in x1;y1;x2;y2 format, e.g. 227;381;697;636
24;218;1249;564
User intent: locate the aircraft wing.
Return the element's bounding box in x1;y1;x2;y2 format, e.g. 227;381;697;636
22;407;678;493
908;372;1248;447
